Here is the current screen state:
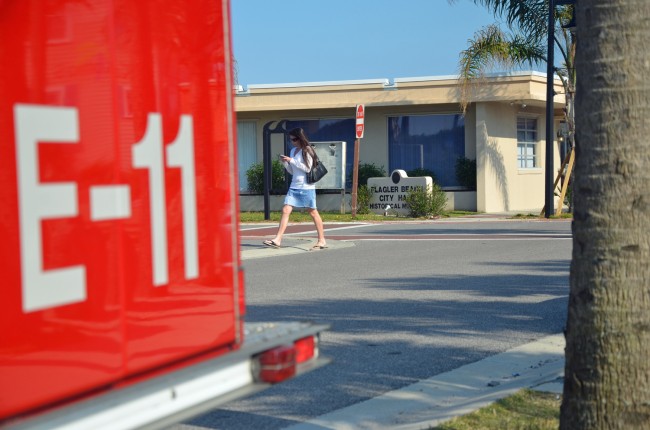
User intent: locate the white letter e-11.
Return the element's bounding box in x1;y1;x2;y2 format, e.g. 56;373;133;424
14;104;86;313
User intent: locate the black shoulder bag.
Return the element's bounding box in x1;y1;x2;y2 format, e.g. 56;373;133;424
306;146;328;184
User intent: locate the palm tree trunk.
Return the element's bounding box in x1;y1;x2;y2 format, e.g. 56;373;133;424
561;1;650;429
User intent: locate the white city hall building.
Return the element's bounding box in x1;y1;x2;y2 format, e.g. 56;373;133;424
235;71;566;214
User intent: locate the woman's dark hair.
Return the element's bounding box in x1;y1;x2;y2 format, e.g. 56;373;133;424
288;128;315;166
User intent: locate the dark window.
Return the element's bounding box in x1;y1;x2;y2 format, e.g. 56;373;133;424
388;114;465;188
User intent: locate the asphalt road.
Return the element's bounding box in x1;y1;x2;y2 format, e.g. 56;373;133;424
176;218;572;430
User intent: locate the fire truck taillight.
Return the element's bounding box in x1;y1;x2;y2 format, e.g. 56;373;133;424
255;335;319;383
294;335;317;364
257;345;296;383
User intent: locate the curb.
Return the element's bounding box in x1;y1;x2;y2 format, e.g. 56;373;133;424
285;334;565;430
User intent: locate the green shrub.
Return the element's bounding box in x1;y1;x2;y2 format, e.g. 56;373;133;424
405;183;447;218
455;157;477;190
358;163;386;186
406;167;437;183
245;160;286;194
356;185;372;214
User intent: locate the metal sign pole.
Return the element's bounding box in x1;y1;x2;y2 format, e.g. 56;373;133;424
262;120;288;220
351;104;365;218
351;138;360;217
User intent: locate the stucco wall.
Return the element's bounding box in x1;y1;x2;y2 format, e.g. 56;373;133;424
475;102;561;213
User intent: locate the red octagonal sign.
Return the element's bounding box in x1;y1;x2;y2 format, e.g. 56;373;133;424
355;104;365;139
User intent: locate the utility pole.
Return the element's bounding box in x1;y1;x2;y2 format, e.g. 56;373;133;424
545;0;555;218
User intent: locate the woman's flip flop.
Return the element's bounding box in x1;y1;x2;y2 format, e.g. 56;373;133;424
263;240;280;248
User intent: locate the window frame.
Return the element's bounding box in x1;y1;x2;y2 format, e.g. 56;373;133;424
236;120;258;193
516;115;539;169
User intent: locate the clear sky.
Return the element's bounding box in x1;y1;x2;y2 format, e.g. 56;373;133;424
231;0;501;87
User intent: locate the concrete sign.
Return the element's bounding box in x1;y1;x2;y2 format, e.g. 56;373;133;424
367;170;432;216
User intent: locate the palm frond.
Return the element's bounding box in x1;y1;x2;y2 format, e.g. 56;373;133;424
457;24;545;112
474;0;546;40
453;0;576;145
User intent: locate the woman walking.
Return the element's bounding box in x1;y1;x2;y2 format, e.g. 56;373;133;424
263;128;327;250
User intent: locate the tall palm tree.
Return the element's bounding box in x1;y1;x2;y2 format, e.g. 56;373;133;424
454;0;576;150
561;1;650;428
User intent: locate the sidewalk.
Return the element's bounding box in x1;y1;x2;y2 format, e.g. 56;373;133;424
285;334;565;430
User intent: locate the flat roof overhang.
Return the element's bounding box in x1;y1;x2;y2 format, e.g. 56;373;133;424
234;71;566;113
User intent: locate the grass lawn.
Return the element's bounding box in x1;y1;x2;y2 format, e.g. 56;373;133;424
239;211;572;223
431;389;561;430
239;211;478;223
511;212;573;220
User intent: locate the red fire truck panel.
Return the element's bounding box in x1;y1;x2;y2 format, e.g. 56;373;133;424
0;0;243;419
